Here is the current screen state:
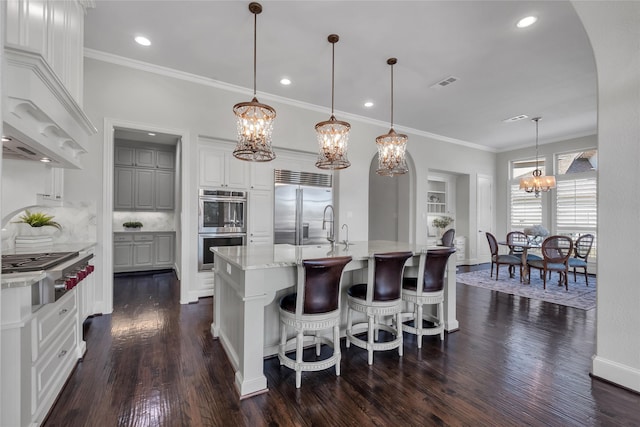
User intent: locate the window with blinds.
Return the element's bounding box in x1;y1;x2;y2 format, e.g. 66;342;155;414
556;178;597;230
510;183;542;230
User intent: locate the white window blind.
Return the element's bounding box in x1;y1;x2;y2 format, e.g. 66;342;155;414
556;178;597;230
510;183;542;229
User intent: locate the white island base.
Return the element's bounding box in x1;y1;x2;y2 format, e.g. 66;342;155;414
210;241;458;399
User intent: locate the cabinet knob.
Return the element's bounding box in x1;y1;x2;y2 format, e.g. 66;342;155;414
59;308;68;315
58;349;68;358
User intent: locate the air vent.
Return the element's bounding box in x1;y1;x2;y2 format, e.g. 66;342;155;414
503;114;529;123
430;76;459;89
274;169;332;188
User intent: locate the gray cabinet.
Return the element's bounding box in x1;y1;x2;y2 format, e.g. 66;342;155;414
114;144;175;211
113;232;175;272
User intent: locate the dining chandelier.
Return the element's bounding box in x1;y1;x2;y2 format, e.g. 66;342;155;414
519;117;556;197
376;58;408;176
315;34;351;170
232;2;276;162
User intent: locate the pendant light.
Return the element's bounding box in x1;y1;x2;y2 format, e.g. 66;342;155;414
376;58;408;176
233;2;276;162
315;34;351;170
519;117;556;197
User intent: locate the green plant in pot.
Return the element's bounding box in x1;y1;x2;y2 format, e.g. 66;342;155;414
123;221;143;230
432;216;454;237
15;210;62;229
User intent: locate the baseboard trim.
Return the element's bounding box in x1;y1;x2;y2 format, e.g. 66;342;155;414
591;355;640;393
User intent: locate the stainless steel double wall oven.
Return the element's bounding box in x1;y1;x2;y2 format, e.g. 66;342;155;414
198;189;247;270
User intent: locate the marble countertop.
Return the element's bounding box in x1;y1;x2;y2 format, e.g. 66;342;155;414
211;241;442;271
2;242;96;289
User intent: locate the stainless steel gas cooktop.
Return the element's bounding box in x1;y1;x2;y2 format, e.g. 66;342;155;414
1;252;79;274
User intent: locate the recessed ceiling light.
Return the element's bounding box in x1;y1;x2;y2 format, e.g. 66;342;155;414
517;16;537;28
148;133;156;136
40;157;52;163
364;101;374;108
1;136;11;142
135;36;151;46
280;78;291;86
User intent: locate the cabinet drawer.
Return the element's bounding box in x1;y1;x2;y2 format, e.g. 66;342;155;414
114;234;134;242
32;326;77;412
134;234;155;242
32;292;77;362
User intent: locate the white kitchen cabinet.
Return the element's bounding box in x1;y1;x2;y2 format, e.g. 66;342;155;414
199;146;249;189
250;162;274;190
133;235;154;267
248;190;273;245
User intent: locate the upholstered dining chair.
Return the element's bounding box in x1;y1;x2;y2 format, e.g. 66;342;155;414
346;251;413;365
486;232;522;280
527;235;574;290
401;247;456;348
278;256;352;388
506;230;542;279
568;234;594;286
441;228;456;247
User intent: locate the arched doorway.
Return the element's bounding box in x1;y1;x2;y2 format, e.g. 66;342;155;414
368;153;415;243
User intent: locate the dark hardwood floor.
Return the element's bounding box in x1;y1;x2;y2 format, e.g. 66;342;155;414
44;267;640;427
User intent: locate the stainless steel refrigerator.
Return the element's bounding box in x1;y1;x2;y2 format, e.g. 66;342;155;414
274;169;333;245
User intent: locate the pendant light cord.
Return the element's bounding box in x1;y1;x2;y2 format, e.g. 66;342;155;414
253;11;257;97
534;117;540;171
390;62;394;128
331;41;335;115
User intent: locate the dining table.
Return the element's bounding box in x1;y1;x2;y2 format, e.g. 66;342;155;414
498;239;541;283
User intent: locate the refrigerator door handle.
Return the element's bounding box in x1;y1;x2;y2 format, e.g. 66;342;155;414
295;188;303;245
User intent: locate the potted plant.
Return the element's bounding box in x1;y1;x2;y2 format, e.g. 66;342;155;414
13;210;62;238
123;221;143;230
432;216;454;238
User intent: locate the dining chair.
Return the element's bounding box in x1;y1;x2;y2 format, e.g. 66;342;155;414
441;228;456;247
278;256;352;388
527;235;573;290
486;232;522;280
506;230;542;279
401;247;456;348
568;234;594;286
346;251;413;365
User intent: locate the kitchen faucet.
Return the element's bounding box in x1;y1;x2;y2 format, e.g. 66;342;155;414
322;205;335;245
342;223;350;247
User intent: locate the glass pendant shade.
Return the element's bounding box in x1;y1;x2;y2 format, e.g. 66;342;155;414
376;58;408;176
315;34;351;170
233;97;276;161
519;117;555;197
315;115;351;169
376;128;408;176
232;2;276;162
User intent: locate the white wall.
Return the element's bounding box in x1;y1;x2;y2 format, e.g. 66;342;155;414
1;160;50;219
572;1;640;393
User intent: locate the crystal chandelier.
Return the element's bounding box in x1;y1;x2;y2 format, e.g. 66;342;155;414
519;117;556;197
376;58;408;176
315;34;351;170
233;2;276;162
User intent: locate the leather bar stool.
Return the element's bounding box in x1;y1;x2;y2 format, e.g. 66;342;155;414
346;251;413;365
278;256;352;388
401;247;456;348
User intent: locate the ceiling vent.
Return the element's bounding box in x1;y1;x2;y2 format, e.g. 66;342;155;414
503;114;529;123
430;76;458;89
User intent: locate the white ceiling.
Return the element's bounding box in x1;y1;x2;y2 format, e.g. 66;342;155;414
84;1;597;152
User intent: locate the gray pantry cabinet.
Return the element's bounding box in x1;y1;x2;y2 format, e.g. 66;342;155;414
114;143;175;211
114;232;175;272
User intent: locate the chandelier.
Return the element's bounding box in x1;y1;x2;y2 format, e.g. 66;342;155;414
315;34;351;170
233;2;276;162
376;58;408;176
519;117;556;197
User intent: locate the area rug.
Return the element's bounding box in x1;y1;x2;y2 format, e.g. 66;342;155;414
456;269;596;310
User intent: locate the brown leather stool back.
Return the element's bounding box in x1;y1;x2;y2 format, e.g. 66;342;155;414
373;251;413;301
421;247;456;293
302;256;352;314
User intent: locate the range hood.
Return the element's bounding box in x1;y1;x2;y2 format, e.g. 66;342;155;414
2;47;97;169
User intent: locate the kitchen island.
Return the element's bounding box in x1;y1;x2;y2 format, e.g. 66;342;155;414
211;240;458;398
